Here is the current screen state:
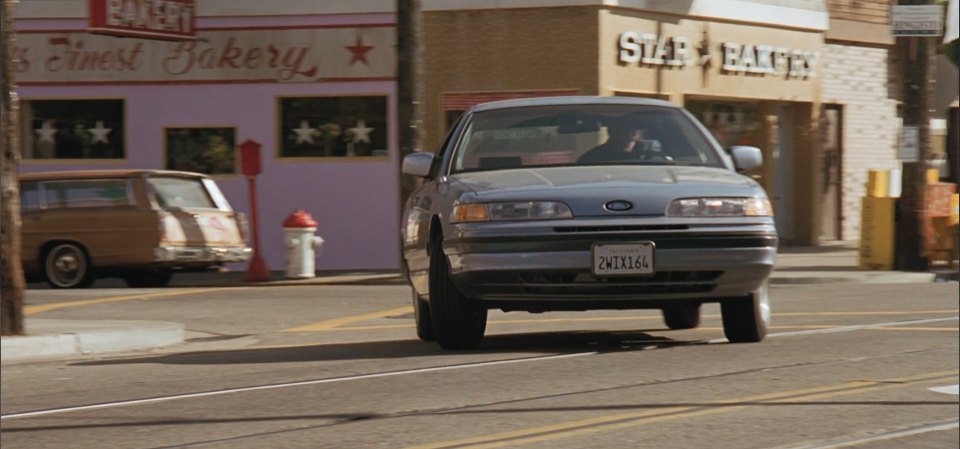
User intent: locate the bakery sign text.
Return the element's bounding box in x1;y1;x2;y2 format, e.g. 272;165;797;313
617;31;820;78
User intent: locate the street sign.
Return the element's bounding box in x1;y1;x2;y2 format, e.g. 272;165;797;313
892;5;944;36
88;0;196;41
899;126;919;161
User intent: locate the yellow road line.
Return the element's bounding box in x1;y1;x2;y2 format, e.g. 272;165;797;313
282;306;412;332
278;304;959;334
402;370;959;449
282;306;959;333
25;287;242;315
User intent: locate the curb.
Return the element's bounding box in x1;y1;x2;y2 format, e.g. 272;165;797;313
1;319;184;364
770;271;939;285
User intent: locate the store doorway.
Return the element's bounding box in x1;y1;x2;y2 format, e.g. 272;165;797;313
820;105;843;240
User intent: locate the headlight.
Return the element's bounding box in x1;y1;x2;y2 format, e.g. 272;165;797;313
452;201;573;223
666;197;773;217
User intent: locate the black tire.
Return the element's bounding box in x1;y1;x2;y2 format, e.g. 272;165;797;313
44;243;94;289
412;289;436;341
662;303;701;330
123;269;173;288
720;281;771;343
428;239;487;350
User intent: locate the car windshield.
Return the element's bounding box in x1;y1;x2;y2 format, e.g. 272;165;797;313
450;104;725;174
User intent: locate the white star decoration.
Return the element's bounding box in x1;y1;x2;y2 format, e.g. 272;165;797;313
34;120;58;144
88;120;112;144
347;120;374;144
293;120;316;144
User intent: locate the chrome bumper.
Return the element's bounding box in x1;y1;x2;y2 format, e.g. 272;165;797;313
154;246;253;263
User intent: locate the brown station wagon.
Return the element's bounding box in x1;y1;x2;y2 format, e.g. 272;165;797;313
20;169;252;288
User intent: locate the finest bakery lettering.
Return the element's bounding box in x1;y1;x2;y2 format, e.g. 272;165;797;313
162;38;319;80
44;36;145;72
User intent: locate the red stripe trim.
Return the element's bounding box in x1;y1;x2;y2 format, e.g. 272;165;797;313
17;23;395;34
19;77;395;87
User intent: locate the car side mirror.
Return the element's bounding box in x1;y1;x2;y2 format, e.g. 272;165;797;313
729;146;763;172
402;152;435;178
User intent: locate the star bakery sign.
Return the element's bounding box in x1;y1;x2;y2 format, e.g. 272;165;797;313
617;31;820;78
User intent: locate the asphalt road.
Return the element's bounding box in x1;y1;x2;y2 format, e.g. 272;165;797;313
2;282;958;449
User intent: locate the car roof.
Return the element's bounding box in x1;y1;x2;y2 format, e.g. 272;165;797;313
469;95;678;113
19;169;210;182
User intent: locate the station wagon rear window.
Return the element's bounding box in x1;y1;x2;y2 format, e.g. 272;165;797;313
148;177;217;209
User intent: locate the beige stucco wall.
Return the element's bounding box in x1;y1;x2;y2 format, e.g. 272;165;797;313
600;8;823;104
600;8;824;244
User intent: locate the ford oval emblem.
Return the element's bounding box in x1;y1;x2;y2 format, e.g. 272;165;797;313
605;200;633;212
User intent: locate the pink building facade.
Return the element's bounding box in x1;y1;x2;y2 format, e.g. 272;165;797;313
15;2;403;271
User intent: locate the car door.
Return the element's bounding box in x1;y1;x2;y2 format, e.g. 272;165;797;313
23;178;157;269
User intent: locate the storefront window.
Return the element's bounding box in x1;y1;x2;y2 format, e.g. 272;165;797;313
21;99;125;160
165;127;237;175
278;96;388;158
686;101;762;149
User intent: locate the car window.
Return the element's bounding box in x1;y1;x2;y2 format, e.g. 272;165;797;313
450;104;724;174
41;179;132;209
148;176;218;210
20;182;40;211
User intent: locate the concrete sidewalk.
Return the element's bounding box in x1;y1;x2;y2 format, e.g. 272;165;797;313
2;242;955;364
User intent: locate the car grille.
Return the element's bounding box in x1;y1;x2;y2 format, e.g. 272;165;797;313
462;270;722;297
554;224;689;233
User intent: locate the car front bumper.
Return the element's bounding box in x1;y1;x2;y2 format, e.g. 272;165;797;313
442;220;777;306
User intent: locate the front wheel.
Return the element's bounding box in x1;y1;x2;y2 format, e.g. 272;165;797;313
720;281;771;343
44;243;94;288
428;239;487;350
412;289;436;342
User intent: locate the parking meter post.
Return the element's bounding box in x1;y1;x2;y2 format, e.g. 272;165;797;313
240;139;269;282
244;174;270;282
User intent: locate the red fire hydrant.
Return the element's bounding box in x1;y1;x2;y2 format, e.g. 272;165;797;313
282;210;325;279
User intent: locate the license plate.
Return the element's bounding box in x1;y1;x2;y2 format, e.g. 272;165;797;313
592;242;655;276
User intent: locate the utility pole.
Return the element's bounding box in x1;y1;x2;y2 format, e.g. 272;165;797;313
396;0;421;268
895;0;937;271
1;0;26;335
397;0;421;204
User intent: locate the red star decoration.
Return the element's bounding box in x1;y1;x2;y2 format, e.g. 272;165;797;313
345;36;374;66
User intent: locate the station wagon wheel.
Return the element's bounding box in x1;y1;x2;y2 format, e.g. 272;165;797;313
412;290;436;342
428;238;487;350
720;281;771;343
123;269;173;288
662;303;701;330
44;243;94;289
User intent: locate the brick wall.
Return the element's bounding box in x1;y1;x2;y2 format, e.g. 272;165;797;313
820;42;900;240
422;7;599;149
827;0;892;24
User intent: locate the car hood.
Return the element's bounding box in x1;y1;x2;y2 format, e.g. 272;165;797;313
450;165;763;216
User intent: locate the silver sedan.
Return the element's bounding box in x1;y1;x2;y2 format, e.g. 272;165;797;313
401;96;777;349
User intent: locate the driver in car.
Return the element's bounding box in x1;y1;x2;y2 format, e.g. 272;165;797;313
577;117;668;163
